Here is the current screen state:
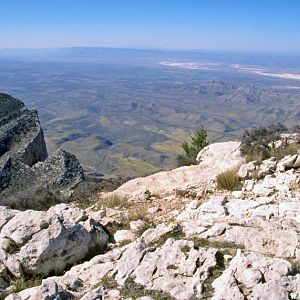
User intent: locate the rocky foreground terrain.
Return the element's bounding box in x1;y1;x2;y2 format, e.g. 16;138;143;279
2;131;300;299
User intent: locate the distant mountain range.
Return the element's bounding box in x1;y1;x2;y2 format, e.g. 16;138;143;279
0;48;299;178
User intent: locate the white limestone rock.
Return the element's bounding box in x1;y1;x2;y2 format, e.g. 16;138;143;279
279;202;300;220
141;223;181;245
114;230;135;243
258;157;277;177
238;161;256;179
193;196;228;226
133;238;218;300
0;204;109;277
251;204;278;219
224;219;300;259
243;179;255;191
130;220;146;233
277;154;298;172
114;141;243;197
225;199;259;219
231;190;243;198
212;250;293;300
114;242;147;285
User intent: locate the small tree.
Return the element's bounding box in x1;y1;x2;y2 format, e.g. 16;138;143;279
177;125;209;166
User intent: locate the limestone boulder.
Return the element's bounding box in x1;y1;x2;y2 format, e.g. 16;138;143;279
0;204;109;277
114;230;135;243
114;141;243;197
224;219;300;259
258;157;277;177
277;154;298;172
141;223;182;245
238;161;256;179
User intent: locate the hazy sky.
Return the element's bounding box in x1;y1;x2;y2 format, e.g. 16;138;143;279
0;0;299;52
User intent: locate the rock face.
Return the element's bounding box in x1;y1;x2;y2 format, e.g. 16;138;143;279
0;94;84;209
114;141;243;198
0;93;47;168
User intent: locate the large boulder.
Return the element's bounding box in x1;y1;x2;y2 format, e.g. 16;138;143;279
0;204;109;277
0;94;84;209
114;141;243;197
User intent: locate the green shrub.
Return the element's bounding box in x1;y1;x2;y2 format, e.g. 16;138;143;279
216;168;241;191
177;125;209;166
240;123;287;161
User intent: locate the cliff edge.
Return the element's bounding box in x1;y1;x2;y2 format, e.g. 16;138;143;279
0;93;84;209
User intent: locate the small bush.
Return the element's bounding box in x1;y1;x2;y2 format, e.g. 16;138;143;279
98;275;118;290
149;229;185;247
240;123;287;161
121;277;173;299
192;237;245;250
245;151;266;163
216;168;241;191
177;125;209;166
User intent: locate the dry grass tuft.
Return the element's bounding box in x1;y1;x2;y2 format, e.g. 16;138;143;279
216;167;241;191
127;207;149;222
101;194;130;209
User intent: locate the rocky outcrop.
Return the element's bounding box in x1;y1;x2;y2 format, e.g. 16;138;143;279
0;93;47;168
0;94;84;208
114;141;243;198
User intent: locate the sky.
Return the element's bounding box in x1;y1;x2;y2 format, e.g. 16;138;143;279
0;0;299;53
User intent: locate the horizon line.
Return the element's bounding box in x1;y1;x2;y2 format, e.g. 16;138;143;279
0;46;299;56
